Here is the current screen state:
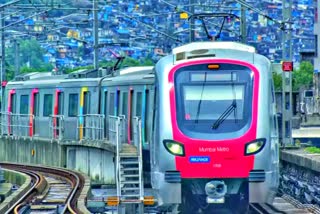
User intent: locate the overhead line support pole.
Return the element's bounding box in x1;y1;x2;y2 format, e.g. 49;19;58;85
281;0;293;146
0;11;5;111
240;5;246;43
189;0;195;42
1;12;5;83
14;39;20;77
93;0;99;71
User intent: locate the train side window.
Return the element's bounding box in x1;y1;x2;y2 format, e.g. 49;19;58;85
68;93;79;117
136;92;142;117
109;93;115;116
58;92;64;115
122;92;128;116
20;95;29;114
43;94;53;117
83;91;90;115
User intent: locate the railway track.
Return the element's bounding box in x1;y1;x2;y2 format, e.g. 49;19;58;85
0;163;86;214
249;195;318;214
249;203;287;214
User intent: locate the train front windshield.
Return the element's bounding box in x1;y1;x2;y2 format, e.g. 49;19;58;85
174;63;254;139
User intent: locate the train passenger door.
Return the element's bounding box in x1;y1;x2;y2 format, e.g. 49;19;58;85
103;90;108;139
79;87;89;140
30;89;39;136
132;89;143;147
121;90;128;143
67;93;79;140
7;89;16;135
128;88;133;144
54;89;63;139
43;94;53;137
83;90;90;138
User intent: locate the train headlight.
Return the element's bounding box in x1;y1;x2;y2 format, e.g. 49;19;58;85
163;140;185;156
245;139;266;155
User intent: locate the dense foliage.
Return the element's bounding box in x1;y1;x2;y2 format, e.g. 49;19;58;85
4;38;155;80
3;38;313;92
5;38;53;80
273;61;314;91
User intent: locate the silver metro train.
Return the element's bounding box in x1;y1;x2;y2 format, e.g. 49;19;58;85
1;41;279;213
151;42;279;213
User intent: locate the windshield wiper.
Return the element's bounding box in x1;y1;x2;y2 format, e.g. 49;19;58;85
212;71;237;129
212;101;237;129
195;72;207;124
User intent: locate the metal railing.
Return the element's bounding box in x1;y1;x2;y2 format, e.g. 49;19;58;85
109;116;120;145
0;112;33;138
112;116;144;204
137;117;144;201
49;115;64;141
133;116;141;148
108;115;127;145
77;114;105;141
119;115;126;144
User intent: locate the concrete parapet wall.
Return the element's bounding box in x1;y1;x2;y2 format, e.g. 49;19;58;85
280;149;320;208
0;137;116;184
77;171;92;214
280;148;320;173
66;146;115;184
3;169;27;186
0;137;66;167
0;169;31;212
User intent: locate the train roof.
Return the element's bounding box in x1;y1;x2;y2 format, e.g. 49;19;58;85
172;42;256;55
101;66;154;86
6;66;154;88
117;66;153;75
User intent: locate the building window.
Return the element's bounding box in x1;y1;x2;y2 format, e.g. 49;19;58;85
68;94;79;117
20;95;29;114
43;94;53;117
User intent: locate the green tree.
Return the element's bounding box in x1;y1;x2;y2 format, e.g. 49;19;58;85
292;61;313;91
273;72;282;91
5;38;53;80
63;57;155;74
272;61;314;91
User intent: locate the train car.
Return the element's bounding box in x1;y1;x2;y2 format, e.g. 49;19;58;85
1;72;102;140
151;42;279;213
0;41;279;213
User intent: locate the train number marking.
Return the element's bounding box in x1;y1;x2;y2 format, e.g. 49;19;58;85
213;163;222;168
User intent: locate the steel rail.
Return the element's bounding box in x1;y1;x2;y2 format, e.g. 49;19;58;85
0;163;84;214
3;168;42;214
250;203;287;214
